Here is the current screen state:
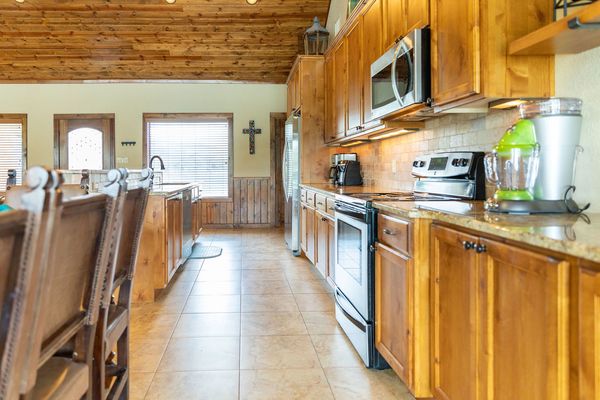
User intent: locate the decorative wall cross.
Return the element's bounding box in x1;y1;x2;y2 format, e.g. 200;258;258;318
242;120;262;155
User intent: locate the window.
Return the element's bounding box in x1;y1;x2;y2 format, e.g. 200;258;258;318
0;114;27;192
144;114;233;198
54;114;115;170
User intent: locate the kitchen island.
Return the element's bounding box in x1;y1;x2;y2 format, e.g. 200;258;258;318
133;183;202;303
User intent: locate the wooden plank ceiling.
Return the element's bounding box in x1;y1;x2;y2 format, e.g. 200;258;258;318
0;0;330;83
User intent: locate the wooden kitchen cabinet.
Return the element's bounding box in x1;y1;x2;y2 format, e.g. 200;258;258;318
327;217;335;283
333;40;347;139
287;68;300;116
578;263;600;399
375;242;411;384
166;197;183;278
324;53;337;143
431;0;554;109
384;0;429;49
300;203;308;253
431;224;571;400
316;211;330;279
362;0;384;125
404;0;430;34
345;18;363;135
306;206;316;264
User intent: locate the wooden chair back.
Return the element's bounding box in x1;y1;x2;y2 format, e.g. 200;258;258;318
21;170;124;394
61;183;88;199
0;167;60;399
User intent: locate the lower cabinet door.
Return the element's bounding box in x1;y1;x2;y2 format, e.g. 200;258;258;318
431;224;480;400
579;264;600;399
306;206;316;264
375;242;411;384
327;218;335;282
316;213;329;279
300;204;308;252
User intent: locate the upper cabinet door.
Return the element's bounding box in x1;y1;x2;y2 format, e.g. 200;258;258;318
333;40;347;138
346;19;363;134
384;0;406;50
405;0;430;33
431;0;480;107
324;54;337;143
362;0;384;124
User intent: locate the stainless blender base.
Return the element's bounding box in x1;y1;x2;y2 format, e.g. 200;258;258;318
485;199;580;214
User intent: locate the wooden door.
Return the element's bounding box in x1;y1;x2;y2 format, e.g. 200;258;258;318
346;19;363;134
579;263;600;400
478;237;570;400
375;242;411;384
362;0;384;124
306;206;316;264
431;224;480;400
333;40;347;139
327;217;335;282
324;53;337;143
54;114;115;170
385;0;406;50
300;204;308;253
316;213;329;279
405;0;430;33
431;0;480;106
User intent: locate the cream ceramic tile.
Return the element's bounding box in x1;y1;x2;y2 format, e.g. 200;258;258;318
145;371;239;400
294;293;334;312
181;259;203;270
240;369;334;400
191;280;241;296
283;266;323;281
173;313;240;337
241;312;307;336
241;294;299;313
240;335;320;370
241;279;291;295
200;260;242;270
311;334;364;368
324;367;414;400
130;338;170;373
301;312;343;335
173;268;200;282
288;279;333;294
183;295;241;313
161;280;195;297
157;337;239;372
241;269;287;281
241;259;287;270
130;372;154;400
132;295;188;315
196;268;241;282
130;312;180;340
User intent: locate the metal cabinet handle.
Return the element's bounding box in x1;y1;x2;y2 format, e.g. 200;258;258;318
383;228;395;235
463;241;475;250
475;244;487;254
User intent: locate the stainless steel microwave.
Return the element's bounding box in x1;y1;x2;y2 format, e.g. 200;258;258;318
370;28;430;120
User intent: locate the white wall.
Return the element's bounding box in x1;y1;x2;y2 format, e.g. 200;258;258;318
0;83;286;177
555;46;600;212
326;0;349;41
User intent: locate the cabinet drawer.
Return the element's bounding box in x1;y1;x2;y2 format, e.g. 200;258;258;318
306;190;316;207
326;197;336;217
377;214;410;255
300;189;307;204
315;194;328;212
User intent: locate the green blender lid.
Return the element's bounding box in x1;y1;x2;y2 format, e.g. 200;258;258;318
494;119;537;153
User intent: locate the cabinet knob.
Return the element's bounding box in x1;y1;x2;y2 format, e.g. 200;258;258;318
475;244;487;254
383;228;395;235
462;241;475;250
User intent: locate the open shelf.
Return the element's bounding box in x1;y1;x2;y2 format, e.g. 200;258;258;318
509;2;600;55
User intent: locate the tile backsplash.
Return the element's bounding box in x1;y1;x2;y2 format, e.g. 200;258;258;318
336;109;519;192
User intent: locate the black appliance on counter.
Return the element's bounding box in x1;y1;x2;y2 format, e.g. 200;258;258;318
329;153;358;185
332;151;485;369
336;160;363;186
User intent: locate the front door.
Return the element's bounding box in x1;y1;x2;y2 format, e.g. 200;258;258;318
54;114;115;170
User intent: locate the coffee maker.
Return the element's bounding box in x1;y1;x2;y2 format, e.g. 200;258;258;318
485;98;590;214
329;153;358;184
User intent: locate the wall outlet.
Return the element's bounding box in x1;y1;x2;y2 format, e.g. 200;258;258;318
391;159;397;174
117;157;129;165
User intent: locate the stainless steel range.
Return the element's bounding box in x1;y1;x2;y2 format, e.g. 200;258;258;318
332;151;486;368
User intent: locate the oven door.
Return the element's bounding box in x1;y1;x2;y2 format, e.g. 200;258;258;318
334;208;370;320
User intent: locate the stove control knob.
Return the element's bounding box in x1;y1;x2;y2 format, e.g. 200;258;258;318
461;159;469;167
419;161;426;168
412;161;419;167
451;159;459;167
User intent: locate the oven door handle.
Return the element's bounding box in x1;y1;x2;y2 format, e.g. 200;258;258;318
334;288;367;333
334;205;367;221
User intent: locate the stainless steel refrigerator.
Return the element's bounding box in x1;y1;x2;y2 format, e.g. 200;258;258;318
283;114;301;256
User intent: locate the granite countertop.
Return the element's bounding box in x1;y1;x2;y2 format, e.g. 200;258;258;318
150;183;201;197
301;183;600;264
300;183;397;197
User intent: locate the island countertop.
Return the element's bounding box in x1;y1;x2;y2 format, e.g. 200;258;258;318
300;183;600;264
150;183;201;197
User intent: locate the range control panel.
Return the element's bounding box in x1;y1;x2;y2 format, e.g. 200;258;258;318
411;152;484;178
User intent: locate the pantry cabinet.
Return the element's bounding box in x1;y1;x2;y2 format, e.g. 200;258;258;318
431;224;571;400
333;40;347;139
324;53;337;143
346;19;363;134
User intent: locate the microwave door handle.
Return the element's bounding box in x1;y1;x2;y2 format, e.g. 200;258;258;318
391;41;411;107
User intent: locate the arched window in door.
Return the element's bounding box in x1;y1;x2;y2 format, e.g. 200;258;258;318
67;128;104;170
54;114;115;170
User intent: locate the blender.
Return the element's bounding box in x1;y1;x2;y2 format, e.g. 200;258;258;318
485;98;590;214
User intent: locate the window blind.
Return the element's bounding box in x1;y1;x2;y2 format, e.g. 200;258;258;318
147;119;230;197
0;122;23;192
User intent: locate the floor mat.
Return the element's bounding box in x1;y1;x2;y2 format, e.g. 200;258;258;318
189;245;223;259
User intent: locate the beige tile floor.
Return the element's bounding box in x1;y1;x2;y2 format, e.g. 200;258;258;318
130;228;415;400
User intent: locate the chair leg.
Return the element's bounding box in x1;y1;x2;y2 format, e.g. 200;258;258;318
115;328;129;400
92;316;107;400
